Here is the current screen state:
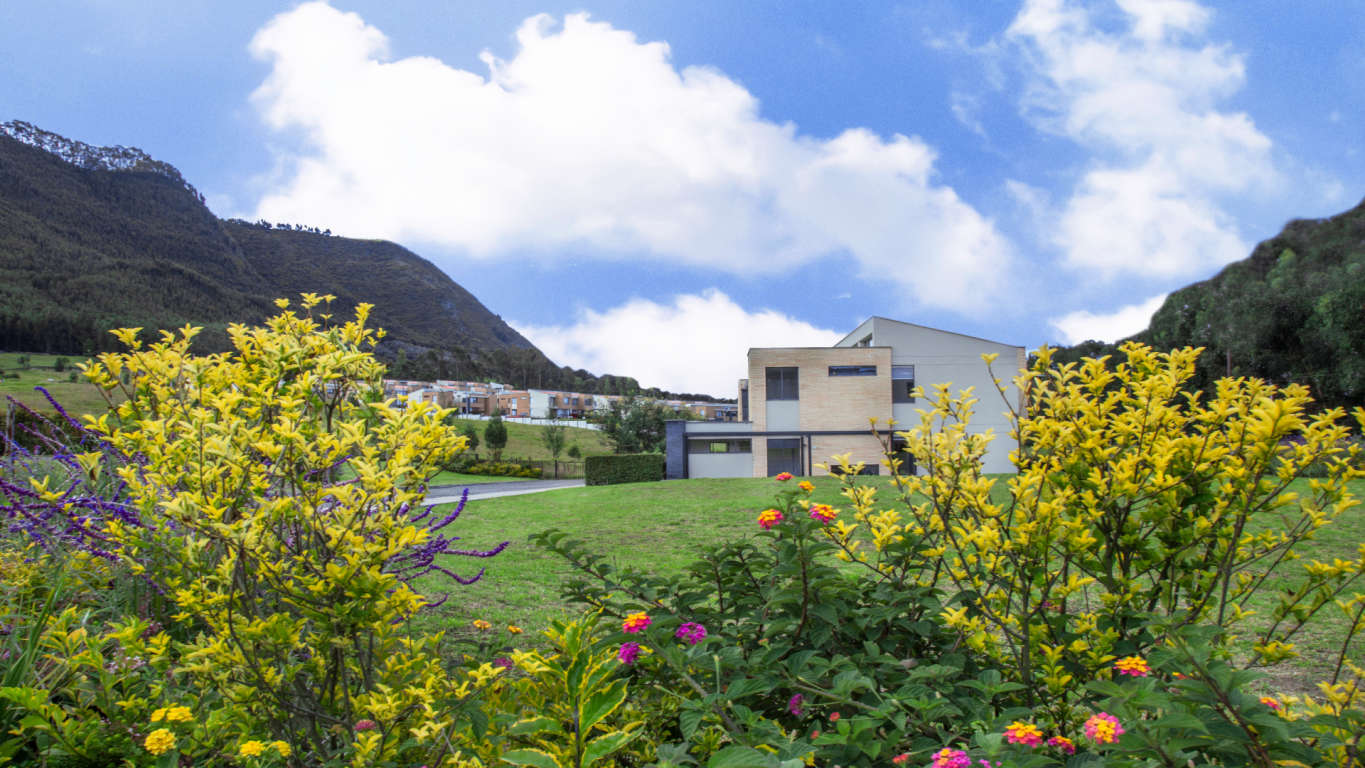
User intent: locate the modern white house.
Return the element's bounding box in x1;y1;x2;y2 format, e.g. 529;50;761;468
665;317;1025;479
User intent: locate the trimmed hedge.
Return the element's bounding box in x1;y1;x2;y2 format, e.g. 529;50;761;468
585;453;664;486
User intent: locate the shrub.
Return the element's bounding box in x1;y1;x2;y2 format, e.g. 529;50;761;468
463;460;543;478
537;343;1365;768
585;453;663;485
1;295;509;766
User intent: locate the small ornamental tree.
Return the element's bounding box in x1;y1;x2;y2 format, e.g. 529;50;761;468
486;412;509;461
542;418;567;478
61;294;508;763
461;421;481;453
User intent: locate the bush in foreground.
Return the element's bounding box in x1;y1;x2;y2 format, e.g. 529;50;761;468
539;343;1365;767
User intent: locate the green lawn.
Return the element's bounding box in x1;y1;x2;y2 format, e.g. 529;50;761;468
416;475;1365;694
447;417;614;462
0;352;114;418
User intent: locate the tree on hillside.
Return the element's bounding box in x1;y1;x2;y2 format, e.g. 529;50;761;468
541;418;567;478
484;413;508;462
593;396;697;454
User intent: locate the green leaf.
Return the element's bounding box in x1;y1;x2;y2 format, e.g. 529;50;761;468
580;678;628;732
582;729;638;767
724;677;769;700
680;707;704;740
501;748;565;768
509;716;563;736
706;745;774;768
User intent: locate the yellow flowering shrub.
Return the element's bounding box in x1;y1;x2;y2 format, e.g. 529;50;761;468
63;295;482;764
828;343;1364;713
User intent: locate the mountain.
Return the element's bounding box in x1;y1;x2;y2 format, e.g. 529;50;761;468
0;120;698;397
1053;198;1365;410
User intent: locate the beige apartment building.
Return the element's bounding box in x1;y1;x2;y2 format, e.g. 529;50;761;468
667;317;1025;479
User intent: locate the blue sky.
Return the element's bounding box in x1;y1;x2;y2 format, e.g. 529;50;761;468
3;1;1362;395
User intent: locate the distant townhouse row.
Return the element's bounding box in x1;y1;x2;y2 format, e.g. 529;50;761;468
382;379;739;422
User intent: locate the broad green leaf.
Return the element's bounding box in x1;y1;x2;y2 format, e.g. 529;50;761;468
509;716;563;737
501;748;564;768
706;745;774;768
582;729;638;767
580;678;628;732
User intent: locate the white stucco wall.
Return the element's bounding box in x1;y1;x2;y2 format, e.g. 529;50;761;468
841;318;1023;475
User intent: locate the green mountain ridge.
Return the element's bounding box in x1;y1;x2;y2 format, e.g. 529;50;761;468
1055;197;1365;410
0;122;716;399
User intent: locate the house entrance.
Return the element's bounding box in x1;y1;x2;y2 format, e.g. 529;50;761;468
766;438;801;477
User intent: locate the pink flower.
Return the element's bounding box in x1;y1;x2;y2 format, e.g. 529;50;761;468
1260;696;1281;711
1047;736;1076;754
787;694;804;716
758;509;784;530
891;754;910;765
828;711;840;722
354;720;377;732
676;622;707;645
1084;712;1124;744
775;472;793;481
1114;655;1150;677
492;657;514;669
617;642;641;664
930;748;971;768
622;612;651;633
1003;721;1043;747
808;504;837;524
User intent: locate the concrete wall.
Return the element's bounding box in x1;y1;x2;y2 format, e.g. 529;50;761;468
841;318;1023;475
810;433;886;475
688;451;753;478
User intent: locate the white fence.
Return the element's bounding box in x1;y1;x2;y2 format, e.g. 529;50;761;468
453;413;600;431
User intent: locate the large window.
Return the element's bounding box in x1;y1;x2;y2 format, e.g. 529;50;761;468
765;367;799;400
689;439;752;454
892;365;916;403
829;365;877;376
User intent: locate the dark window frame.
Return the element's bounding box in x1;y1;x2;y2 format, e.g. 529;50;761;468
765;366;799;400
828;365;877;376
892;364;916;404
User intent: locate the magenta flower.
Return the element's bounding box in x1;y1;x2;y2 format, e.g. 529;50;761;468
787;694;804;716
618;642;641;665
676;622;707;645
353;719;377;732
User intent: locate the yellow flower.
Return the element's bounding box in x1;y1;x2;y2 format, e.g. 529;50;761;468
798;480;815;493
239;740;266;758
150;707;167;722
472;619;492;631
272;740;292;757
145;728;176;755
163;705;193;723
507;624;523;634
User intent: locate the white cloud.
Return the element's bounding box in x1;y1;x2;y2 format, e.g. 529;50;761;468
1049;292;1166;344
512;290;842;397
1007;0;1274;279
247;4;1012;311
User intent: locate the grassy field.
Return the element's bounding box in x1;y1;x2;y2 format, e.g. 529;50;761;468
416;475;1365;694
446;417;615;461
0;352;113;417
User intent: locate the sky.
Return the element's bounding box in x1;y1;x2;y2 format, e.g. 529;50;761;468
2;1;1362;396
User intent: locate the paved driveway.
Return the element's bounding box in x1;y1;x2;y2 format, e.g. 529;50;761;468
424;478;585;505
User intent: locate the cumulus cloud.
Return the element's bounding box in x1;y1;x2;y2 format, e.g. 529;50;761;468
1049;292;1166;344
1007;0;1274;279
512;290;842;397
247;4;1012;311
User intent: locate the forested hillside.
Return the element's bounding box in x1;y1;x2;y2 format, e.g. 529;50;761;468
1054;198;1365;410
0;123;718;399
